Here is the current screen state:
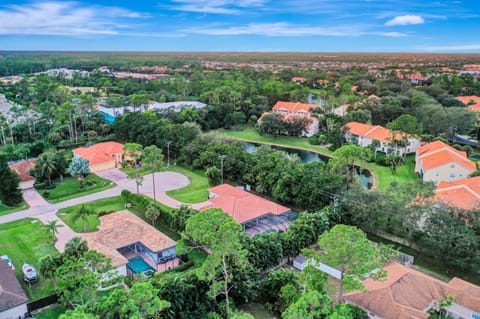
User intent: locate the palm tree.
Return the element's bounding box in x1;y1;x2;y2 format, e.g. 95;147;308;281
71;205;96;232
145;204;160;226
46;220;63;241
64;237;88;258
39;255;61;287
36;153;57;185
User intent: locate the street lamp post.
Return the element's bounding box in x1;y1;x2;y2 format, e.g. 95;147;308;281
220;155;226;184
167;141;172;168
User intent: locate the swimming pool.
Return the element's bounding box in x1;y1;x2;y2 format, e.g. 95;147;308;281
127;256;155;276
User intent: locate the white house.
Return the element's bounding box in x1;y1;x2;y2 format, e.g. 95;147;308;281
345;122;421;156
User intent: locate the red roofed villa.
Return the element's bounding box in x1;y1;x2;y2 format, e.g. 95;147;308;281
202;184;295;237
73;141;124;172
434;176;480;210
455;95;480;112
346;262;480;319
9;159;36;189
415;141;476;185
345;122;421;156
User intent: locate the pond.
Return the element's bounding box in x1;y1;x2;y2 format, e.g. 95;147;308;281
245;142;373;189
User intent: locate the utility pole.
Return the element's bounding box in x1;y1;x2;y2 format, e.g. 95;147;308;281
167;141;172;168
220;155;226;184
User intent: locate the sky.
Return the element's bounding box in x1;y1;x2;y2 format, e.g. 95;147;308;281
0;0;479;52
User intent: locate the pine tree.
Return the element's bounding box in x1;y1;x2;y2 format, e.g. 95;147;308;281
0;156;22;206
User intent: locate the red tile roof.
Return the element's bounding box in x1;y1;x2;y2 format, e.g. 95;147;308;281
435;176;480;209
416;141;476;172
9;159;36;182
291;77;307;82
272;101;319;113
346;262;480;319
203;184;290;224
73;142;123;166
455;95;480;112
345;122;403;142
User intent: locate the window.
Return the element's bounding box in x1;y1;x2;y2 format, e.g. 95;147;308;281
450;173;456;178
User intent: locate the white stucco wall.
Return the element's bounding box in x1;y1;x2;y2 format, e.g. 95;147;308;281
422;162;475;184
0;303;28;319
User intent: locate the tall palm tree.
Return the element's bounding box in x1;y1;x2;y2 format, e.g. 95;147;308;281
36;153;57;185
46;220;63;241
71;205;96;232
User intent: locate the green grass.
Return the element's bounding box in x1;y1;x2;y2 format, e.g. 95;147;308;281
211;128;333;157
0;218;59;301
211;128;420;189
0;201;29;216
38;174;114;203
364;156;419;189
56;196;126;232
35;305;67;319
238;303;278;319
166;165;210;203
176;239;207;269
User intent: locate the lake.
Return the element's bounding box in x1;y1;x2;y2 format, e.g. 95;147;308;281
245;142;373;189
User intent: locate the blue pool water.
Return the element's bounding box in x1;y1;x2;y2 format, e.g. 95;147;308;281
127;256;154;274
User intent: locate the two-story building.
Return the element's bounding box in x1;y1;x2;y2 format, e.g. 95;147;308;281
345;122;421;156
259;101;320;137
415;141;477;185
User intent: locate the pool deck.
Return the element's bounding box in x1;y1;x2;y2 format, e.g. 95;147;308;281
122;250;180;273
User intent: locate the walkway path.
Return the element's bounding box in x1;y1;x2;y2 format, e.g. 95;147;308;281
0;169;195;252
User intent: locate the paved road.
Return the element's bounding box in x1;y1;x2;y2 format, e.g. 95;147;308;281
0;169;193;252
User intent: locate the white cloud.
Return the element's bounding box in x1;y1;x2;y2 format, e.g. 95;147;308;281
168;0;266;14
0;1;147;36
385;15;424;26
184;22;407;37
421;44;480;51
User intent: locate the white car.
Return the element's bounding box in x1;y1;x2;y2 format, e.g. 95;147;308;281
0;255;15;271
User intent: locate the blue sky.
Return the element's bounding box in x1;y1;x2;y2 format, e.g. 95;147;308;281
0;0;479;52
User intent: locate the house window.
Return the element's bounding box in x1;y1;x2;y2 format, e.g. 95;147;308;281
451;164;454;168
450;173;455;178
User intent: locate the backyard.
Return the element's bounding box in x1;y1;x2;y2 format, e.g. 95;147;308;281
0;218;58;300
238;303;278;319
37;174;114;203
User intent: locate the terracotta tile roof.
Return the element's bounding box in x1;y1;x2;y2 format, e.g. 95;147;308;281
416;141;476;172
435;176;480;209
0;260;28;312
346;262;480;319
345;122;403;142
9;159;36;182
272;101;319;114
455;95;480;112
291;77;307;82
82;210;176;267
203;184;290;224
73;142;123;166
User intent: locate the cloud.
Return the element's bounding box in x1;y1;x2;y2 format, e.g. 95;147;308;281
184;22;407;37
0;1;147;36
385;15;424;26
168;0;266;14
421;43;480;51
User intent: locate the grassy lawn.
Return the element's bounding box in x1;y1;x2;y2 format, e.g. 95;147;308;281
176;239;207;269
0;218;59;301
38;174;114;203
166;165;210;203
0;201;29;216
212;128;420;189
364;155;419;189
238;303;278;319
35;305;67;319
56;196;126;232
211;128;333;157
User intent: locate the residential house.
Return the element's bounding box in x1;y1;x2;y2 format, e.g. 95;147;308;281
291;77;307;84
72;141;123;172
415;141;476;185
345;122;421;156
82;210;179;277
0;259;28;319
434;176;480;210
9;159;36;189
259;101;320;137
202;184;296;237
455;95;480;112
346;262;480;319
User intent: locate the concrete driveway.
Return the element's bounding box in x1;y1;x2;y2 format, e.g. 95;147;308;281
95;168;128;184
22;188;49;208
